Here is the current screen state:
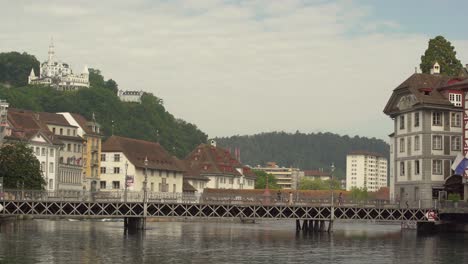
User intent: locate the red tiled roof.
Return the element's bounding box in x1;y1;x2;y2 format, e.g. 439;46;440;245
7;109;62;145
102;135;185;172
303;170;331;177
70;113;101;136
184;143;256;179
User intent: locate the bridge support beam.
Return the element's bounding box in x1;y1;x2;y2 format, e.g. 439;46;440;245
319;220;325;232
308;220;314;234
295;219;301;232
125;217;145;231
302;220;309;231
328;220;334;233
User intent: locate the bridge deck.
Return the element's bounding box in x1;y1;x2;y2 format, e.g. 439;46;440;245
0;200;432;222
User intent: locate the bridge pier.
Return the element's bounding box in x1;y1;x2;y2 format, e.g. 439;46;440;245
302;220;309;231
295;219;301;232
125;217;145;231
314;220;320;232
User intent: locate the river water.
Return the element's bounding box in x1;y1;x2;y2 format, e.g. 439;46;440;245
0;219;467;264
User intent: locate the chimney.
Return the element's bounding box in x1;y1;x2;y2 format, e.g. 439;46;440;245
430;62;440;75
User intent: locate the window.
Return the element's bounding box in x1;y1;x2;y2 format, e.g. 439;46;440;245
415;160;420;175
452;136;461;151
414;112;420;127
399;138;405;152
60;128;63;135
151;182;154;192
449;93;462;107
41;147;46;156
114;167;120;174
432;160;442;175
173;184;176;193
100;167;106;174
400;162;405;176
433;112;442;126
100;154;106;161
73;144;77;152
67;144;71;151
451;112;461;127
73;130;76;136
399;115;405;129
414;136;420;151
35;147;40;156
100;181;106;189
432;135;442;150
52;127;56;134
50;148;54;157
41;162;45;172
77;145;81;153
67;129;70;136
49;162;54;173
49;179;53;190
112;181;120;189
114;154;120;162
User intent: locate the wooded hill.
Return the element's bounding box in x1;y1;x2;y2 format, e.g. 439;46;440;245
0;52;207;158
216;132;389;179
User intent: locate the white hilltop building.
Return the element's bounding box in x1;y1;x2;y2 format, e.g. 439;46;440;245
118;90;144;103
28;40;89;91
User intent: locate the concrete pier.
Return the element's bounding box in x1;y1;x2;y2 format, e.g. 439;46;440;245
125;217;145;231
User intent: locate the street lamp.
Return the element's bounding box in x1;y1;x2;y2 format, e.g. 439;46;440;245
124;160;128;202
330;163;335;206
143;156;148;203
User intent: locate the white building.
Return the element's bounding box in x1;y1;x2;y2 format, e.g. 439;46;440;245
118;90;144;103
100;136;185;193
28;40;89;91
0;99;8;141
255;162;301;189
346;151;388;192
183;140;257;193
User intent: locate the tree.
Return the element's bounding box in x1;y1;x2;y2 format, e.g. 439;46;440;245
88;68;106;88
0;52;40;87
350;187;369;202
0;143;45;189
420;36;463;76
253;170;279;189
105;79;118;94
299;178;342;190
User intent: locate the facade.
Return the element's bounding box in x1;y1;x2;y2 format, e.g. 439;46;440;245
255;162;300;189
100;136;185;193
0;99;8;142
346;151;388;192
118;90;144;103
59;112;102;192
183;140;257;193
5;109;62;190
384;63;468;204
28;40;89;91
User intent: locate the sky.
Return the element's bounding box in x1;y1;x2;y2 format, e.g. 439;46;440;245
1;0;467;141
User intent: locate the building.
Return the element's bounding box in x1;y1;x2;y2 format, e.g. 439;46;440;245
118;90;144;103
303;169;331;181
254;162;301;190
100;136;185;193
383;63;468;204
183;140;257;193
346;151;388;192
5;109;62;190
0;99;8;142
59;112;103;192
28;40;89;91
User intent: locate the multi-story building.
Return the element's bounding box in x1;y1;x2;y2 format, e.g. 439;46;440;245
346;151;388;192
59;112;102;192
118;90;144;103
37;112;85;191
5;109;62;190
0;99;8;142
100;136;185;193
384;63;468;204
303;169;331;181
28;40;89;91
183;140;257;193
255;162;300;189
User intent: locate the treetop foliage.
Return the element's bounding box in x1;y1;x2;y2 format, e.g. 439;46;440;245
420;35;463;76
0;52;40;87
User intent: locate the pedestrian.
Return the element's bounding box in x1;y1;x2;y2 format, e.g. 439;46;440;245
338;192;343;206
289;192;293;205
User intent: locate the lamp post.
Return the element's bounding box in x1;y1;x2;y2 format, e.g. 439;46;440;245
330;162;335;206
143;156;148;203
124;161;128;202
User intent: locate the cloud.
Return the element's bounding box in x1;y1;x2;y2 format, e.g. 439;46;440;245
0;0;467;140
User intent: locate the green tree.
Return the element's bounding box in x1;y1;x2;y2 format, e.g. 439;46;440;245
0;143;45;189
105;79;118;94
299;178;342;190
420;36;463;76
350;187;369;201
0;52;40;87
88;68;106;88
253;170;279;189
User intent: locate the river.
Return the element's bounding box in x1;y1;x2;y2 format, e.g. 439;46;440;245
0;219;467;263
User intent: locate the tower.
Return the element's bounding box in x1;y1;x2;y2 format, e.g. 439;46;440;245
48;38;55;64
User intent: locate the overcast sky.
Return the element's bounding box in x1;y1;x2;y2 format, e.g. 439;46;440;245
1;0;467;140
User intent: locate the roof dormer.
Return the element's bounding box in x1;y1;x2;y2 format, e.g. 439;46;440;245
430;62;440;75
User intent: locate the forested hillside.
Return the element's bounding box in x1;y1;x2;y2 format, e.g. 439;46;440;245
0;52;207;158
216;132;389;179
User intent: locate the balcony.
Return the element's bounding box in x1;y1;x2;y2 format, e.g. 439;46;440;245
91;145;99;153
91;159;99;167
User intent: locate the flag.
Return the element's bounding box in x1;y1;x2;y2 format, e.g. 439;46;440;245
452;153;468;175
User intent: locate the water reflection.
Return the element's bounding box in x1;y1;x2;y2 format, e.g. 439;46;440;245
1;219;467;264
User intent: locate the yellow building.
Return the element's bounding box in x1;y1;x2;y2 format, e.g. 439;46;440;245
59;112;103;191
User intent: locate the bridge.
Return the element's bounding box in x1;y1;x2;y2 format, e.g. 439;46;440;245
0;189;435;232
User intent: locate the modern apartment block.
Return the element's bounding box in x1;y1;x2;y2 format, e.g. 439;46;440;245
254;162;301;190
346;151;388;192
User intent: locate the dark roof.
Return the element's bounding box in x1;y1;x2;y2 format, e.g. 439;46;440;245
348;151;386;158
38;111;77;127
303;170;331;177
7;109;62;145
102;136;185;172
183;180;197;193
184;143;256;179
70;113;101;136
